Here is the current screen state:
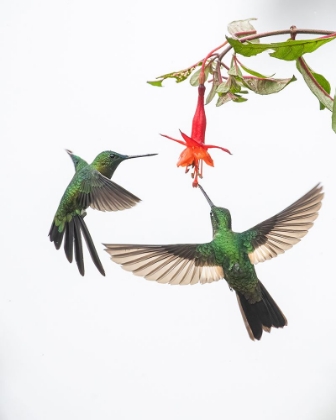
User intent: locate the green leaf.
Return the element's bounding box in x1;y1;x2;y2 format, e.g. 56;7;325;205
226;35;336;61
216;91;248;106
230;78;243;94
228;58;243;78
216;92;234;106
190;65;211;86
217;77;242;94
311;71;331;110
332;90;336;133
232;95;248;103
238;62;274;78
217;80;231;94
227;18;259;43
147;80;163;87
296;57;333;111
242;75;296;95
205;65;221;105
205;81;218;104
147;65;201;87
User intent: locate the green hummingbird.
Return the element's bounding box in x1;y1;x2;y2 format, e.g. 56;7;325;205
49;149;157;277
104;184;323;340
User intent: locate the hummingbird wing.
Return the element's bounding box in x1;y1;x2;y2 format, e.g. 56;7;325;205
241;184;323;264
103;243;224;285
78;169;140;212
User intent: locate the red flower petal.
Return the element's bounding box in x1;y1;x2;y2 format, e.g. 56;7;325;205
160;133;186;146
177;148;195;167
204;144;232;155
179;131;201;148
194;149;214;166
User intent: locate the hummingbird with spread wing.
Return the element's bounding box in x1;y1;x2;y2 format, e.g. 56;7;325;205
104;184;323;340
49;149;157;276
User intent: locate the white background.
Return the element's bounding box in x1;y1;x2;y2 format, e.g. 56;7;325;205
1;1;336;419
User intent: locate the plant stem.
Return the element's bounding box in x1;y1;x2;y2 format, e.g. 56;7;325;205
199;41;229;84
218;28;336;61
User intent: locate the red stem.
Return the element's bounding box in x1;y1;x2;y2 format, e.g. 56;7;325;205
199;40;229;84
234;30;257;37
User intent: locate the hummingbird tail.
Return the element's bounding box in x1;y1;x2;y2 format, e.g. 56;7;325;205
236;281;287;341
75;216;105;276
49;216;105;277
49;222;64;250
73;217;85;276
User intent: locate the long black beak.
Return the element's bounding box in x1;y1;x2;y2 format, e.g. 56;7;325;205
125;153;158;160
198;184;215;207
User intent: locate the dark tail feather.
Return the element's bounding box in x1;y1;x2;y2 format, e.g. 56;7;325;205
77;216;105;276
73;216;85;276
64;219;74;263
49;216;105;276
236;281;287;341
49;222;64;250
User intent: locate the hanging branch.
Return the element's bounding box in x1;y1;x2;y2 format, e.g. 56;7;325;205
148;19;336;132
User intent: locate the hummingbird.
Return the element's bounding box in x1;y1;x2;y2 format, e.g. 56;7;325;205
104;183;323;340
49;149;157;277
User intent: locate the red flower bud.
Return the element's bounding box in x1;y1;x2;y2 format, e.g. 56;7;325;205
191;84;206;144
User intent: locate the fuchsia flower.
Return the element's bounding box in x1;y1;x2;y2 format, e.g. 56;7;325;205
161;84;231;187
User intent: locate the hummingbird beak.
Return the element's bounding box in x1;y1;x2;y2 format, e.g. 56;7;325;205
65;149;73;155
198;184;215;207
124;153;158;160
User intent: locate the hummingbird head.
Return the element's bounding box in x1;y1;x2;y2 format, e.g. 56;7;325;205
91;151;157;179
198;184;232;234
210;207;232;234
66;149;88;172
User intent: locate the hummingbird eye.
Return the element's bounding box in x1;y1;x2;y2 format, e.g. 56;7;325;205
110;153;116;159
